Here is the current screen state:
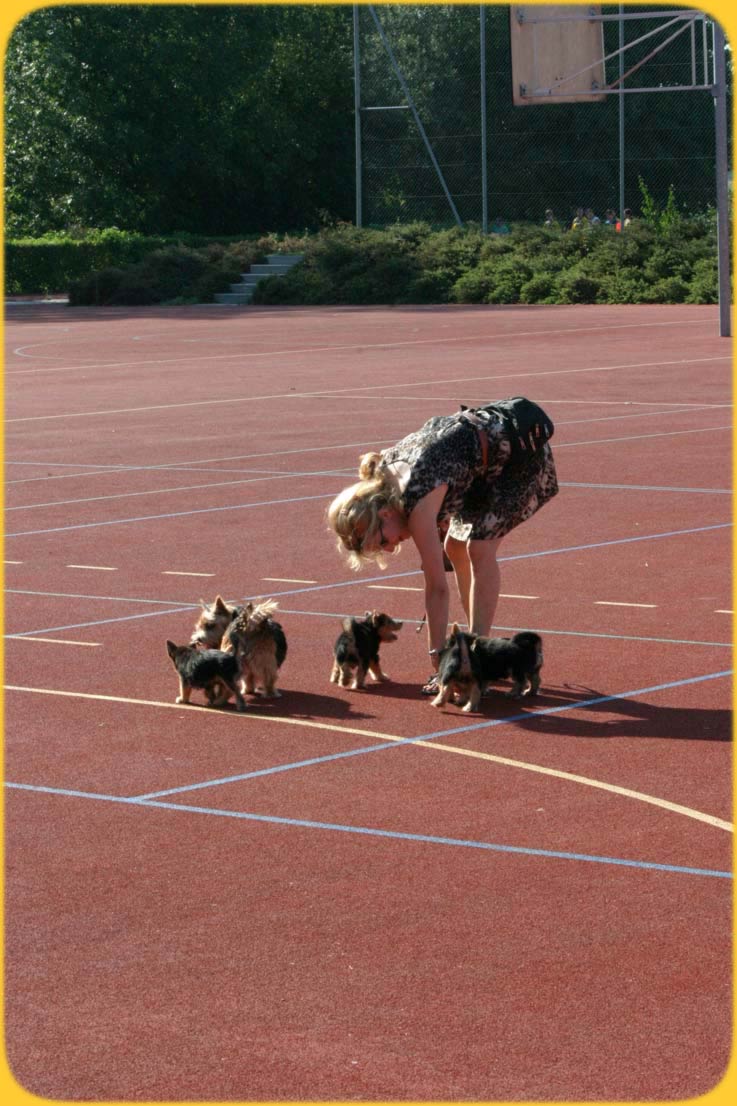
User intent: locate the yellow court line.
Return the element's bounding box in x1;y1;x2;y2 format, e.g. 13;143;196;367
5;685;731;833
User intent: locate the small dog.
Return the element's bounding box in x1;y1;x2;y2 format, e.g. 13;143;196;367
430;624;480;711
330;610;403;689
166;641;246;711
471;630;544;701
190;594;239;650
432;626;543;712
221;599;287;698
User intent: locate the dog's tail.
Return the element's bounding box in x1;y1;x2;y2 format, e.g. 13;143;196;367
450;624;473;679
248;598;280;625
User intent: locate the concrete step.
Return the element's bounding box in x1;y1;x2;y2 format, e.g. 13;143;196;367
214;292;253;305
249;263;295;276
266;253;303;264
214;254;303;305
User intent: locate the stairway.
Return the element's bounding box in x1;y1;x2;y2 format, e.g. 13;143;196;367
214;253;304;305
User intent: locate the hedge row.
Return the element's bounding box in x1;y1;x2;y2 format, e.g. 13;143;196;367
13;218;721;306
253;219;720;307
4;228;265;295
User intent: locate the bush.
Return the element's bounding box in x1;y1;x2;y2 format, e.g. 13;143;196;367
686;257;719;303
24;217;722;308
554;269;602;304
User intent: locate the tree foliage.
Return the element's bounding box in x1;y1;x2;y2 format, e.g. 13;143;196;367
4;4;355;235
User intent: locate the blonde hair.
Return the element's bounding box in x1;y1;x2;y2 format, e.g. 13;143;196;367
327;452;404;570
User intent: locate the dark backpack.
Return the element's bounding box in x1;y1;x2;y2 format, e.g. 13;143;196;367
462;397;554;466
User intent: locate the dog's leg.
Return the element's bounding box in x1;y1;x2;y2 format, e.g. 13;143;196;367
176;678;191;705
431;682;453;708
330;659;340;683
529;670;541;695
463;683;482;712
208;678;231;707
242;666;255;695
368;660;389;682
260;669;282;698
352;664;368;690
338;664;353;687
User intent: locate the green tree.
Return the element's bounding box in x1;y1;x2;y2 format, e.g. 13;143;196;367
4;5;355;235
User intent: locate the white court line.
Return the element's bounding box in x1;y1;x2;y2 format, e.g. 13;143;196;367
162;571;215;578
5;560;23;565
7;637;100;647
66;564;117;571
5;316;716;374
4;684;731;833
263;577;317;584
367;585;424;592
500;594;539;600
596;601;658;609
5;355;730;423
715;610;733;614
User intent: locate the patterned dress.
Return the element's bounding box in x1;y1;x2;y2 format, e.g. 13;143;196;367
380;403;558;542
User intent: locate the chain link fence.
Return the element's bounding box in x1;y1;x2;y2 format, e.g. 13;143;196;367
356;4;726;229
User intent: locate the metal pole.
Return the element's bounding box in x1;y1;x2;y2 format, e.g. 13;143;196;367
712;20;731;337
353;5;362;228
618;5;625;222
368;4;463;227
480;5;488;234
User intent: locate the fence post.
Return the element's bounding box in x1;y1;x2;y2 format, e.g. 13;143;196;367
712;19;730;337
353;5;363;228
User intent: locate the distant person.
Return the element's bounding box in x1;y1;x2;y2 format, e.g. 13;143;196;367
491;216;510;235
604;208;618;226
543;208;558;227
571;207;588;230
623;208;633;227
586;208;601;226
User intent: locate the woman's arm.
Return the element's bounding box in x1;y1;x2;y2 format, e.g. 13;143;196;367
407;486;450;666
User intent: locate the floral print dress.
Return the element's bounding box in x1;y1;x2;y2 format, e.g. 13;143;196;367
380;403;558;542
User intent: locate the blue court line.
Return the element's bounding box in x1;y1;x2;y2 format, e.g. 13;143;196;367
3;785;729;880
562;482;730;495
500;522;731;562
4;522;731;639
4;491;336;537
5;591;731;649
128;669;731;801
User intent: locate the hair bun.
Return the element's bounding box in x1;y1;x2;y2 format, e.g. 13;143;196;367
358;451;382;480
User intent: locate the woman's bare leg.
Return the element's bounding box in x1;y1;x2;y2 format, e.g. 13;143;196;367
444;535;472;624
468;538;503;634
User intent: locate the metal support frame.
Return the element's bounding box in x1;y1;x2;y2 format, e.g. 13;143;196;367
355;4;463;227
353;6;730;336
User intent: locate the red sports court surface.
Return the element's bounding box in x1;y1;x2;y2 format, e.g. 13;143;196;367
2;301;733;1101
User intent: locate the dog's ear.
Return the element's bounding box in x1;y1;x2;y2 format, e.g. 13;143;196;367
214;595;229;613
166;640;177;658
450;622;460;636
341;616;354;633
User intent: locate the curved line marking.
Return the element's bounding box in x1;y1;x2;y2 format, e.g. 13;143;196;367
4;684;731;832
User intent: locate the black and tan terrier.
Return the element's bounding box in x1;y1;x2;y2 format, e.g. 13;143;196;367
221;599;288;699
166;640;246;711
330;610;403;690
432;626;543;712
190;594;239;649
471;630;543;701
